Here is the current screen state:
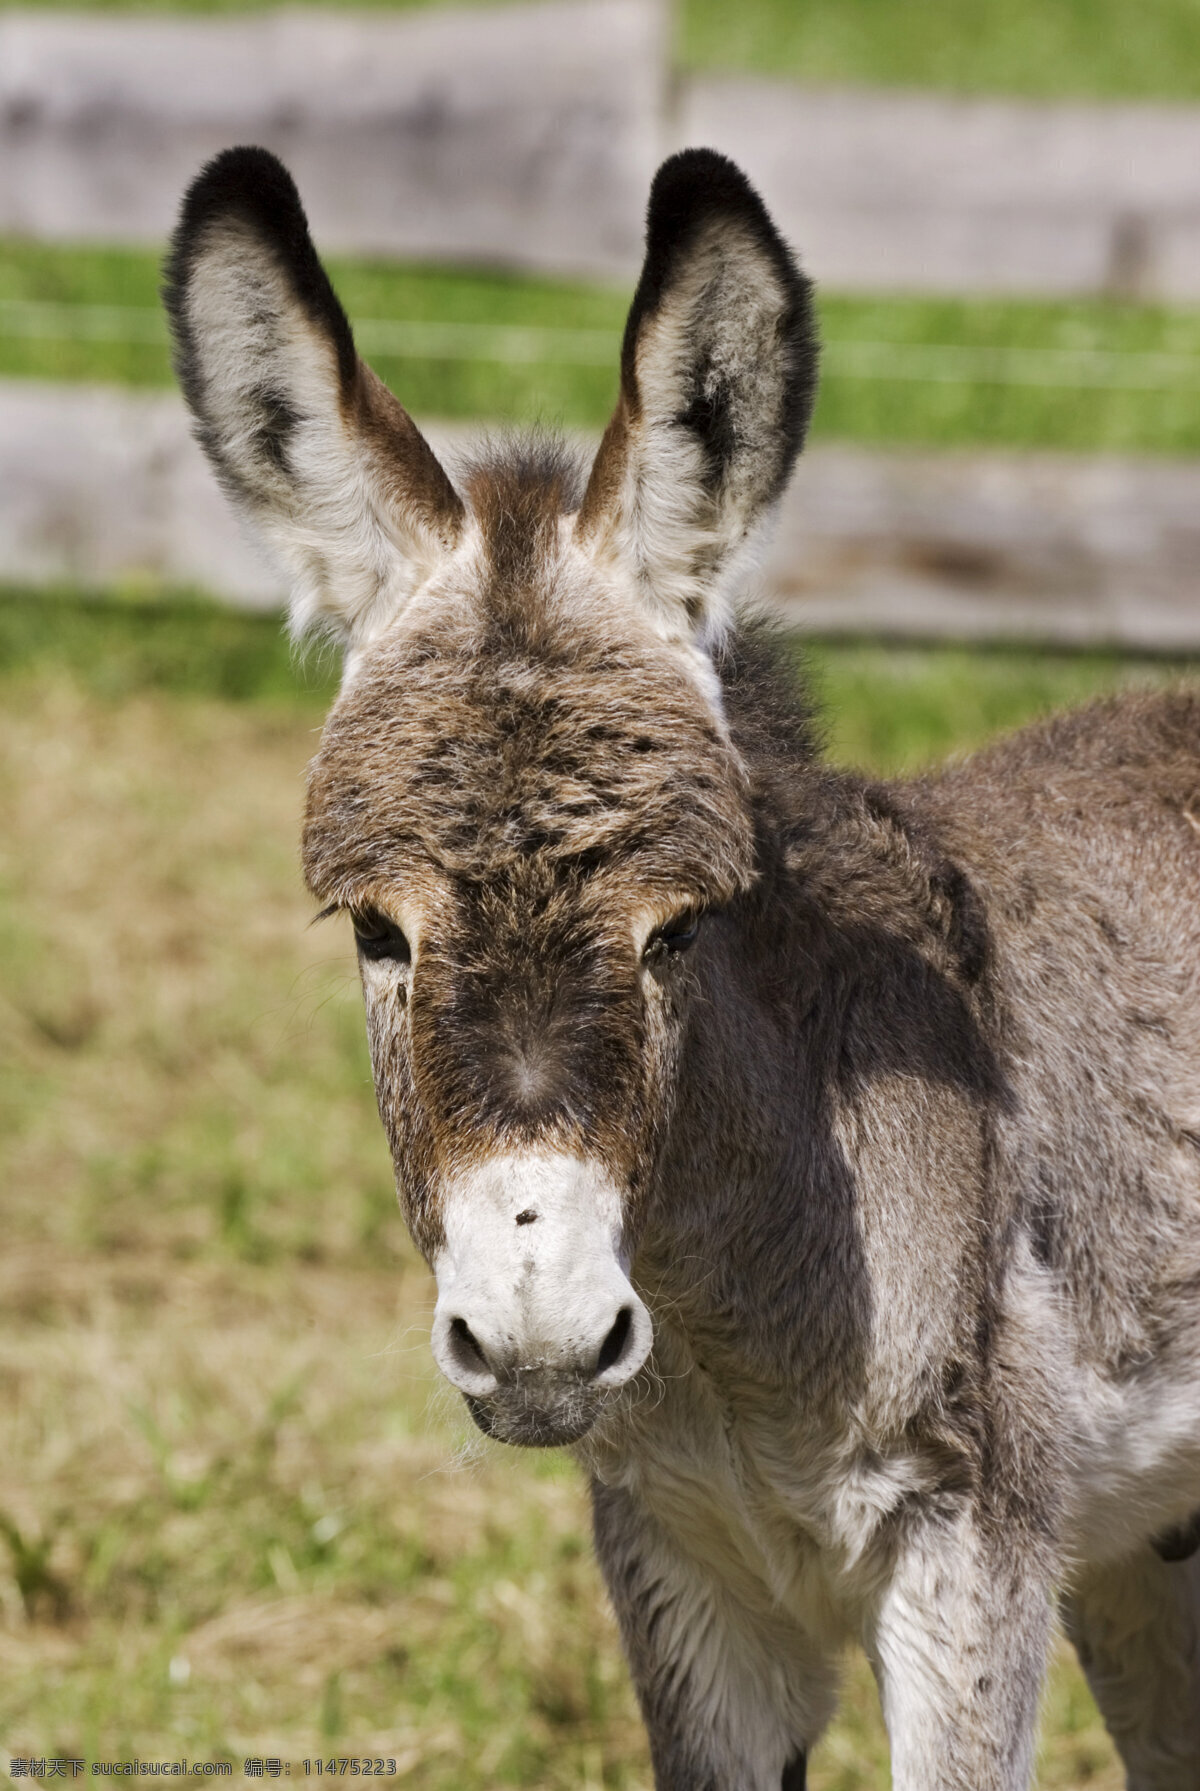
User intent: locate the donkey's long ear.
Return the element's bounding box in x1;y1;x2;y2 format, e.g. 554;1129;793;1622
165;147;463;648
577;149;817;646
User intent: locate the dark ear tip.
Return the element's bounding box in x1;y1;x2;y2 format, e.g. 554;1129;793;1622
171;145;307;249
646;147;777;247
650;147;758;203
164;144;356;394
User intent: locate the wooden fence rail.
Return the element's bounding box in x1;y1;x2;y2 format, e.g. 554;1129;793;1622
4;1;1200;296
0;0;664;280
4;381;1198;650
683;80;1200;301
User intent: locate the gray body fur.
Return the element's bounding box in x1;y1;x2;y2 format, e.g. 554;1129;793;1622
588;694;1200;1789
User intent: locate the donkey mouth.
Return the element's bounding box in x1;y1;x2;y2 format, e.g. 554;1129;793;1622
464;1388;604;1449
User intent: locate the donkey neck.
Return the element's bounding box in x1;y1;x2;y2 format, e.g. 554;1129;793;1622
636;756;1000;1415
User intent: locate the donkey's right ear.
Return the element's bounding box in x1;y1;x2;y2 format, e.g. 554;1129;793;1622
165;147;463;649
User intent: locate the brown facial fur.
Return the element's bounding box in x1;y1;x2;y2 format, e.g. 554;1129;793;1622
303;444;757;1259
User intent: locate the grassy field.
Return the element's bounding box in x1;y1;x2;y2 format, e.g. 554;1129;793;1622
0;0;1198;101
0;0;1195;1774
5;592;1195;1783
679;0;1200;99
5;240;1200;458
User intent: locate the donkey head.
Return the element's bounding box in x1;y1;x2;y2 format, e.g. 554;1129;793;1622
166;146;817;1446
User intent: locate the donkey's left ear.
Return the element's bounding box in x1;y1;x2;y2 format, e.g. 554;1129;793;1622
165;146;463;649
577;149;818;646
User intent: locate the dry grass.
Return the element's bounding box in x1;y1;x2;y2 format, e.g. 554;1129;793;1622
0;610;1155;1783
0;666;650;1783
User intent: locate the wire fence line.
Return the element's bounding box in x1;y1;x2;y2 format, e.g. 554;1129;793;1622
2;298;1200;391
822;339;1200;391
0;301;619;367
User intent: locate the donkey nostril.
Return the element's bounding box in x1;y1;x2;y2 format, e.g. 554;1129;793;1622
448;1316;491;1378
595;1306;634;1377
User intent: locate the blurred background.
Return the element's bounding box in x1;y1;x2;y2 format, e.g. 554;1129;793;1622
3;0;1199;1781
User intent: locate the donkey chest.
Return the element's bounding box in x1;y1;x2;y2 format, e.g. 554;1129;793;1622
595;1364;926;1639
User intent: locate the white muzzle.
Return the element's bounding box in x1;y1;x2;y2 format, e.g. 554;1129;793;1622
430;1152;652;1439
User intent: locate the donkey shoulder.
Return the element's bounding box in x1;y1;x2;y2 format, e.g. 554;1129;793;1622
924;684;1200;824
907;686;1200;927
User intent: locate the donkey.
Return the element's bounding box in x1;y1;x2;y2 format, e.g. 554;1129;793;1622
165;144;1200;1789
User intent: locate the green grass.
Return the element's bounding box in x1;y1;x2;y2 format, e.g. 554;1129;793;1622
0;0;1198;102
0;244;631;428
0;584;339;705
803;636;1200;771
813;293;1200;456
681;0;1200;100
6;239;1200;455
4;592;1187;1783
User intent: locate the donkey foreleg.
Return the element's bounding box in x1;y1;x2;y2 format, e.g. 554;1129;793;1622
591;1478;835;1791
1062;1544;1200;1790
868;1505;1050;1791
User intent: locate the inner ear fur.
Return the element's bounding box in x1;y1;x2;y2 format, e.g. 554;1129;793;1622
164;145;463;648
578;148;818;644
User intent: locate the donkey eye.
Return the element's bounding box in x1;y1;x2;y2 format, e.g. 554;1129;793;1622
351;909;411;965
645;911;702;960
